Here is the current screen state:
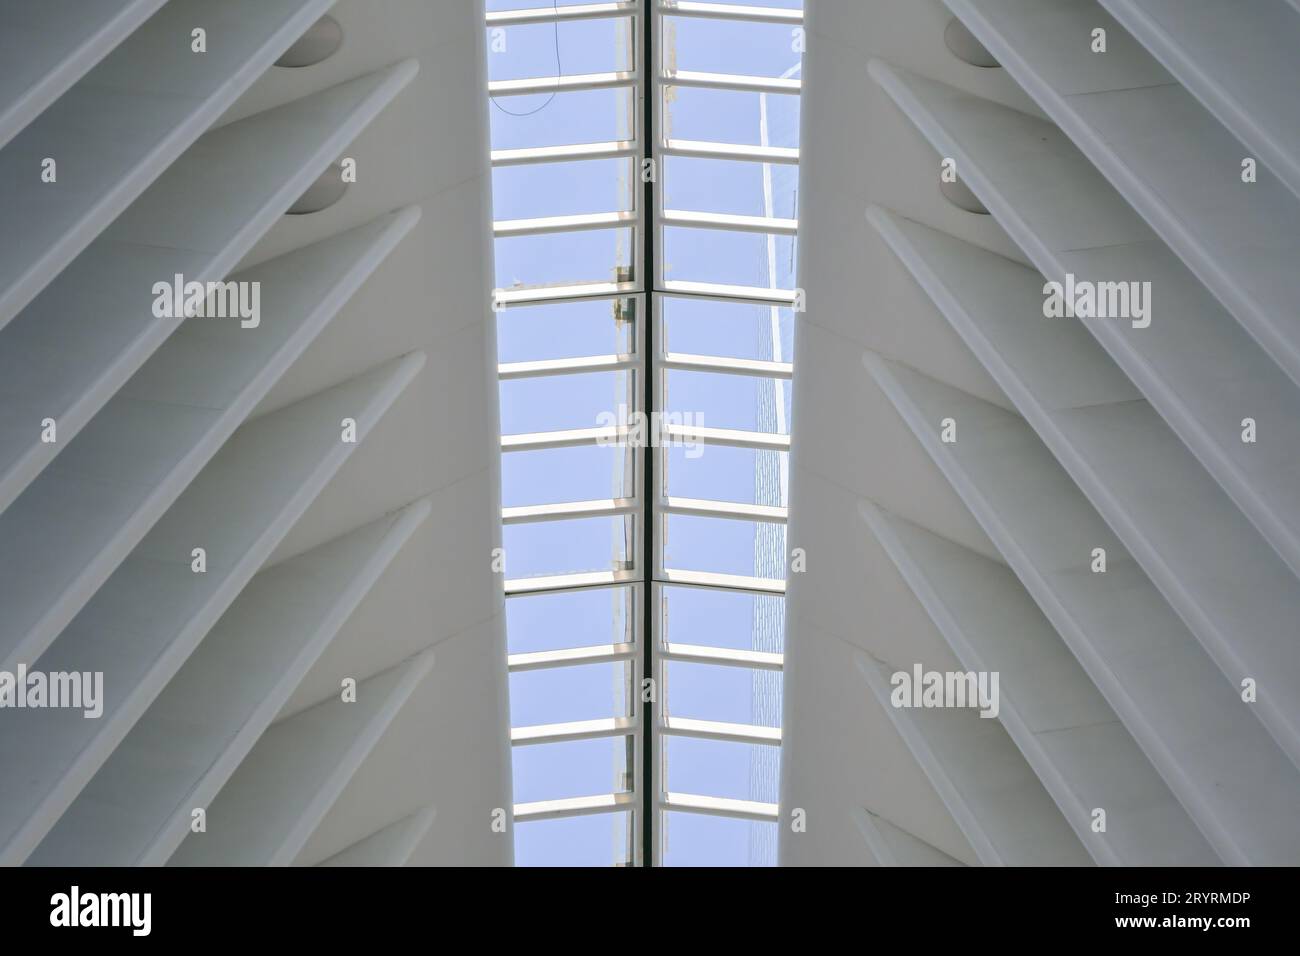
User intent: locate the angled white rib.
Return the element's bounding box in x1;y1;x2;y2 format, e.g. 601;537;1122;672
856;650;1091;867
0;356;423;865
0;62;419;517
868;60;1300;587
852;808;965;867
317;806;437;867
0;0;339;329
0;77;418;676
860;500;1218;866
168;649;436;867
0;0;167;149
943;0;1300;390
29;499;430;867
865;353;1300;865
869;206;1300;773
1097;0;1300;201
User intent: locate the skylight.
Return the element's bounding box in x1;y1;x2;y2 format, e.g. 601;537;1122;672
486;0;802;866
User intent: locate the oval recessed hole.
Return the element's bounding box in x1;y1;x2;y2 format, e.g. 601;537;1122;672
944;17;1000;68
287;163;348;215
940;177;989;215
275;14;344;68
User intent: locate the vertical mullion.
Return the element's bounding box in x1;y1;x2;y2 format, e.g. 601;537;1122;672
638;0;657;868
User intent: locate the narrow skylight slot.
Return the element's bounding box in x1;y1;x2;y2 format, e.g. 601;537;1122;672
486;0;801;866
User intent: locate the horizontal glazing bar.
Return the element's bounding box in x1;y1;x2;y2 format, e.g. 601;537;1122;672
509;642;638;671
659;567;786;594
492;140;640;166
495;282;642;307
511;716;637;745
499;354;638;379
502;498;639;524
495;210;638;238
487;2;638;26
663;69;800;94
661;351;792;378
662;138;799;164
661;715;782;745
661;208;797;235
489;71;636;96
658;2;803;25
660;422;790;450
661;642;783;670
659;279;797;305
660;791;780;822
662;495;786;523
515;792;637;821
505;569;641;595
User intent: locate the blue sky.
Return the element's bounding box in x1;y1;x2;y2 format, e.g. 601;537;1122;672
485;0;802;866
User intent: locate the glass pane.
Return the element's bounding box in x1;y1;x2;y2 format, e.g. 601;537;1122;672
662;812;777;867
661;585;784;653
663;513;785;579
495;227;633;290
507;585;636;654
662;15;802;78
487;18;632;83
503;515;633;579
502;444;631;508
665;661;782;727
662;295;793;364
664;155;799;219
664;368;789;434
664;156;765;217
490;87;633;151
665;736;780;804
500;369;633;435
513;737;632;803
517;812;633;867
494;158;634;220
509;660;632;726
666;444;787;508
662;226;795;289
664;86;800;148
497;296;635;365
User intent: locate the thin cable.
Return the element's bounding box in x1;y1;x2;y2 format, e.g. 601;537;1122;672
490;0;561;117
